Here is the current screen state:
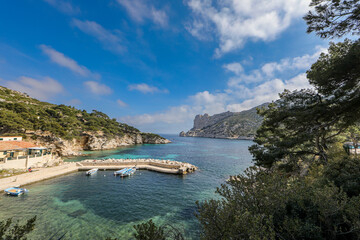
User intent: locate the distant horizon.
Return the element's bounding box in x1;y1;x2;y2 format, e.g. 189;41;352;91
0;0;328;133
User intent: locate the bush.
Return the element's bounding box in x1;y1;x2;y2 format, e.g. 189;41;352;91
196;167;360;240
323;156;360;197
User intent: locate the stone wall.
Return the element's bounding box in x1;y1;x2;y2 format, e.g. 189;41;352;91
0;155;61;169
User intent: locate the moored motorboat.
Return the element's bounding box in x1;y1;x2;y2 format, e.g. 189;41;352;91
120;167;136;177
4;187;28;196
114;168;129;176
86;168;98;176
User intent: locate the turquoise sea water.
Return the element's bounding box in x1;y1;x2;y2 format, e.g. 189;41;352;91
0;135;253;239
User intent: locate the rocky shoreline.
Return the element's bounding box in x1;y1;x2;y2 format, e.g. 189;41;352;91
179;131;254;140
25;131;171;157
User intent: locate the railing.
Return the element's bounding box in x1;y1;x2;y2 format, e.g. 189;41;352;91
5;154;45;161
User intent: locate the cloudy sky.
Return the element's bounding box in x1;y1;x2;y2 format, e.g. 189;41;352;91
0;0;328;133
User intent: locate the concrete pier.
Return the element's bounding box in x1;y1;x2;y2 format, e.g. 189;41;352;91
78;158;198;174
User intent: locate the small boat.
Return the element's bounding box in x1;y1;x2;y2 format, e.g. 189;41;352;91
4;187;28;196
120;167;136;177
86;168;98;176
114;168;129;176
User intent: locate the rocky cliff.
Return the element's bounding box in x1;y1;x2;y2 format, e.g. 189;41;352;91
26;131;170;156
180;103;268;140
0;86;170;156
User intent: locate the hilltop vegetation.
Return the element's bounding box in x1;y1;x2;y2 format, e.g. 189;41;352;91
0;86;149;140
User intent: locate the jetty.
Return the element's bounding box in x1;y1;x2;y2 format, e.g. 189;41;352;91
78;158;198;175
0;159;198;192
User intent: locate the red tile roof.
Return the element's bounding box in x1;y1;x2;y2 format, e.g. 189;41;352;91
0;141;39;151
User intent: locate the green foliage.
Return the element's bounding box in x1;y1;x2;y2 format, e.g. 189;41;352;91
307;39;360;96
141;133;166;140
304;0;360;38
323;156;360;197
250;89;343;169
0;86;141;139
104;220;185;240
0;216;36;240
251;39;360;170
196;167;360;240
133;220;166;240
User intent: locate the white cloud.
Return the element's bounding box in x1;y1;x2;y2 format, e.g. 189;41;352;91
117;99;128;107
227;46;326;86
43;0;80;15
67;99;81;106
84;81;113;95
120;47;322;133
227;73;311;112
121;105;196;126
186;0;311;57
40;45;100;79
3;76;64;100
128;83;168;94
261;47;327;77
117;0;168;27
223;62;244;75
72;19;125;54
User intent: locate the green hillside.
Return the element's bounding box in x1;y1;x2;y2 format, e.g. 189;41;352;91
0;86;148;140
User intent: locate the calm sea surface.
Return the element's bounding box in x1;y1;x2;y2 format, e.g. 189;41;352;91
0;135;253;239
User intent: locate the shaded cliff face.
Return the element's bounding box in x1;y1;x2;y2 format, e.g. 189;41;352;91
180;103;268;139
26;131;170;156
192;111;235;130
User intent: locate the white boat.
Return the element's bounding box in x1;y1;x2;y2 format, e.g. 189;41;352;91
114;168;129;176
5;187;29;196
86;168;98;176
120;167;136;177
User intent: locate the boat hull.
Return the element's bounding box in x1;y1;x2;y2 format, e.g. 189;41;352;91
114;168;129;176
120;168;136;177
4;187;28;196
86;168;98;176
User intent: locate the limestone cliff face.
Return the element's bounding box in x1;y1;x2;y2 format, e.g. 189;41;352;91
192;112;235;130
25;130;170;156
180;103;268;140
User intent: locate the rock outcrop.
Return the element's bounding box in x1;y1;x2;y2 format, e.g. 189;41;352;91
180;103;268;140
25;131;170;157
192;111;235;130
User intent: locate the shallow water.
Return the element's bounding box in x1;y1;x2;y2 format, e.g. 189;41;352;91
0;135;253;239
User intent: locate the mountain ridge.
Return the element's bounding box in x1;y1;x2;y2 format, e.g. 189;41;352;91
180;103;268;140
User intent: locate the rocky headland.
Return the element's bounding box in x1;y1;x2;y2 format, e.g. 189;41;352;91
0;86;170;156
180;103;268;140
26;131;170;156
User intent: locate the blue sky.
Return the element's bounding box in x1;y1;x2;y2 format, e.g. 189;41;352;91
0;0;328;133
